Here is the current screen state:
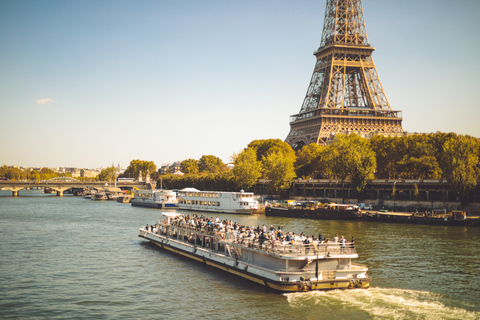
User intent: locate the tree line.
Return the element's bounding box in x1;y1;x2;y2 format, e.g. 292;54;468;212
3;132;479;205
154;132;480;205
0;166;64;181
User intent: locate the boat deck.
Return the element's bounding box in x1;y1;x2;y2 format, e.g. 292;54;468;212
156;219;357;260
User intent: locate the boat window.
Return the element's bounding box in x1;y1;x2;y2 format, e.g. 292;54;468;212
200;201;203;205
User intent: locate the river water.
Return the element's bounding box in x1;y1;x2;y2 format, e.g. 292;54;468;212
1;190;479;320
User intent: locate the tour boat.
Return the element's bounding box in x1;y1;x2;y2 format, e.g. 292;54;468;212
131;189;178;209
138;213;371;292
177;188;258;214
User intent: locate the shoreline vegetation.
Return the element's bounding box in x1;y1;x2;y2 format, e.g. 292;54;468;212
2;132;479;208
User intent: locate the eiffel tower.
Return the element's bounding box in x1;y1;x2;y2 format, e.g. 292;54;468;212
285;0;404;150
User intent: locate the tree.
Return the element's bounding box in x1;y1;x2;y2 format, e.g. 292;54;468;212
370;135;401;179
39;167;56;180
441;135;480;208
329;134;376;196
8;167;26;180
180;158;199;174
295;143;323;179
232;148;263;190
121;160;156;180
248;139;294;163
198;155;226;174
262;150;296;196
430;131;458;176
98;166;117;181
396;134;441;179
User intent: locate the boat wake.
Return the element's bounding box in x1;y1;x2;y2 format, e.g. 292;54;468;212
285;287;479;320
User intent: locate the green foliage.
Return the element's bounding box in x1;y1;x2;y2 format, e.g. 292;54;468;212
97;166;117;181
396;135;441;179
248;139;296;195
198;155;226;174
0;166;59;181
121;160;156;180
262;150;296;195
161;171;235;192
232;148;262;191
328;134;376;195
295;143;325;179
413;183;419;199
370;135;401;179
440;134;480;207
180;159;199;174
248;139;294;162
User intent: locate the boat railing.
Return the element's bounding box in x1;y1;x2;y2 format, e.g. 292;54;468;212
233;239;356;257
152;220;357;257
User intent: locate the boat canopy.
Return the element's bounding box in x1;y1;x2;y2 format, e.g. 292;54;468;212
179;187;201;192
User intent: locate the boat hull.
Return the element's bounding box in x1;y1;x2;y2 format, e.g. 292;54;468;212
116;196;131;203
131;200;178;209
177;205;254;215
139;231;370;292
265;206;362;220
365;212;478;226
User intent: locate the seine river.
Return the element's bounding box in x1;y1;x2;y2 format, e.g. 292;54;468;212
1;190;479;319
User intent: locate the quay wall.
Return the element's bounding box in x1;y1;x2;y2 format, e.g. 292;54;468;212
255;179;480;213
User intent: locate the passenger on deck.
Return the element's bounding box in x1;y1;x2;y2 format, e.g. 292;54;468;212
304;236;311;244
340;236;347;254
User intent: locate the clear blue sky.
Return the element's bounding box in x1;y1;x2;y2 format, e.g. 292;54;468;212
1;0;479;169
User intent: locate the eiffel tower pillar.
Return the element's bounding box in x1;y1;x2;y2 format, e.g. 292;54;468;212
286;0;404;151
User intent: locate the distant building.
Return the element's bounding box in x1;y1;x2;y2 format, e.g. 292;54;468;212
80;169;99;179
160;162;181;175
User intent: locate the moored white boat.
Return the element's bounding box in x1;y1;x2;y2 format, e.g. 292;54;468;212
92;191;108;200
131;189;178;209
139;212;371;292
177;188;258;214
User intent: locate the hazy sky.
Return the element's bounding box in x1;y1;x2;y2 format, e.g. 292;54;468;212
1;0;479;169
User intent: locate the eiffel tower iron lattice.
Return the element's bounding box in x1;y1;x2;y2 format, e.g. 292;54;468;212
285;0;404;151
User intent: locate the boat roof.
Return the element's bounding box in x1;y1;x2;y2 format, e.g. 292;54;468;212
161;212;183;218
104;187;122;192
179;187;201;192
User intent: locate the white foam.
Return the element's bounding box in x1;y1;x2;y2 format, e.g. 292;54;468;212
285;288;480;319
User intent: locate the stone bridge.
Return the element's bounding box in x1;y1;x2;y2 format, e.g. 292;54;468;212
0;177;154;196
